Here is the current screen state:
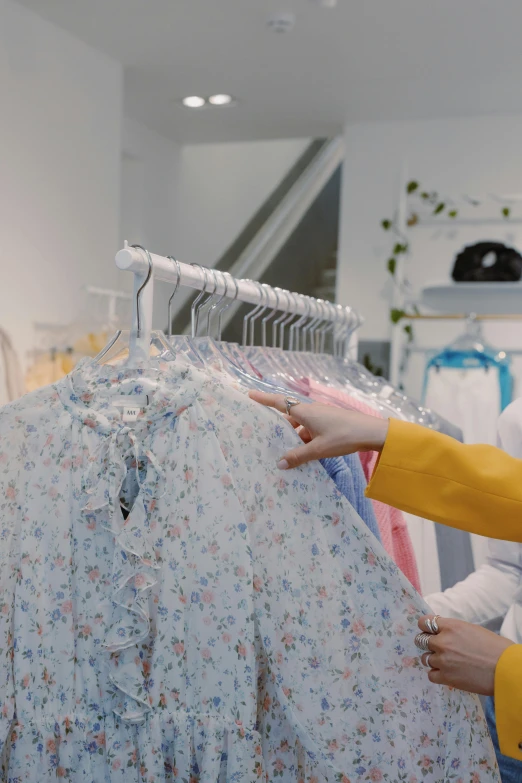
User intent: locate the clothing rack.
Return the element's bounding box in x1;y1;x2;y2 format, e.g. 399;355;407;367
115;242;360;358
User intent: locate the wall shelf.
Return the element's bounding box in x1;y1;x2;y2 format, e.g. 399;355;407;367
421;281;522;315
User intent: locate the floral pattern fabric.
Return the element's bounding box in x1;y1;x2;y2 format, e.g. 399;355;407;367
0;354;499;782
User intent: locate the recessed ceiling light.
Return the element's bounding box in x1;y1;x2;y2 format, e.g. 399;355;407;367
208;94;234;106
182;96;206;109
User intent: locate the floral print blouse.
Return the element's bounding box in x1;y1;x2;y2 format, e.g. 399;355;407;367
0;354;499;783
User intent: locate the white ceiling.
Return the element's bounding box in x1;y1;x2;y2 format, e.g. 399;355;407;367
14;0;522;144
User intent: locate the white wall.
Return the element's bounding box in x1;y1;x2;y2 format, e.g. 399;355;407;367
118;127;310;329
338;114;522;396
0;0;125;367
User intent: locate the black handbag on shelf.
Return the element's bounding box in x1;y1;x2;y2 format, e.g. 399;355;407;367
451;241;522;282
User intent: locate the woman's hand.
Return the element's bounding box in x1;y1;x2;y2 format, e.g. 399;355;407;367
248;391;389;469
418;615;514;696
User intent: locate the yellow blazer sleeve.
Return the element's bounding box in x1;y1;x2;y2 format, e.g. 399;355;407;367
366;418;522;543
495;645;522;759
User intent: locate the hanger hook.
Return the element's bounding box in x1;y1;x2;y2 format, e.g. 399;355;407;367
216;272;239;340
290;295;311;352
206;268;228;336
261;285;279;348
130;245;153;338
190;263;210;338
166;256;181;338
249;282;269;346
271;287;289;348
242;281;265;347
280;291;298;350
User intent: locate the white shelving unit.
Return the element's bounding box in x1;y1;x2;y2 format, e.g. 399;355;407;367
421;281;522;315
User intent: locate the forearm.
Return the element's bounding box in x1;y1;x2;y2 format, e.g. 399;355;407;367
366;419;522;543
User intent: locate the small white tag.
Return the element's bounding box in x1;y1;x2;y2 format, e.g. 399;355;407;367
112;394;149;423
379;384;394;400
122;405;142;423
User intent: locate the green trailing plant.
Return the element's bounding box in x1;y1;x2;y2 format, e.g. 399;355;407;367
381;180;513;337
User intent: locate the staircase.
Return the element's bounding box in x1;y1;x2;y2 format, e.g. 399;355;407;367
311;250;338;303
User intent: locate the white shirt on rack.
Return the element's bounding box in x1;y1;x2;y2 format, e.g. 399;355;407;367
427;396;522;644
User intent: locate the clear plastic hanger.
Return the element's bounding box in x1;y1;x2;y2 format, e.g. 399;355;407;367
445;313;498;356
165;256;205;368
95;245;173;367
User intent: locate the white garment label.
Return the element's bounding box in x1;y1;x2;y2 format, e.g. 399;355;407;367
112;394;149;422
122;405;142;423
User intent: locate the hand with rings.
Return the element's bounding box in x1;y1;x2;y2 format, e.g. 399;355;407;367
415;613;514;696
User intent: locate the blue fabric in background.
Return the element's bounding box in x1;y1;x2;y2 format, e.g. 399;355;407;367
320;456;382;543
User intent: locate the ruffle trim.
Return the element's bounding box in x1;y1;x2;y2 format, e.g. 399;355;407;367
81;427;165;724
5;713;276;783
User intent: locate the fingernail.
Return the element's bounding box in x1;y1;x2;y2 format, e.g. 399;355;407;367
277;459;289;470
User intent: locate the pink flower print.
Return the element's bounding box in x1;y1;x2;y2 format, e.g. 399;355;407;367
57;767;66;778
420;734;431;748
6;487;16;500
383;700;395;714
179;593;187;605
222;632;232;644
342;668;352;680
242;424;253;439
208;543;219;554
55;556;64;567
112;760;121;771
221;474;232;487
352;618;366;637
201;648;211;660
253;576;263;592
61;600;73;614
203;616;212;626
173;642;184;656
367;552;376;566
202;590;214;604
331;512;341;527
48;486;58;499
318;586;328;598
46;738;57;754
274;759;285;773
134;573;147;588
86;520;96;531
277;478;286;490
170;525;181;538
402;656;416;668
272;532;283;545
22;674;30;688
276;651;283;665
82;624;92;637
235;565;246;578
184;469;193;482
376;638;384;648
282;686;291;697
44;435;53;447
237;643;247;658
83;418;97;429
88;567;100;582
328;739;338;751
421;756;432;769
369;769;383;783
282;633;294;647
60;458;71;471
356;721;367;736
472;774;480;783
0;453;8;464
341;777;351;783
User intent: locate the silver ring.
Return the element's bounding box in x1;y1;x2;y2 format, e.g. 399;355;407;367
414;632;433;652
285;396;300;416
424;652;433;669
425;618;434;634
431;615;441;634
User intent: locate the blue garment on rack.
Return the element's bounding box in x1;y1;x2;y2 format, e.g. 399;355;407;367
320;456;382;543
422;348;512;412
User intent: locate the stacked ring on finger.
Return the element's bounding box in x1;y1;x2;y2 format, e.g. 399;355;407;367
424;653;433;669
431;615;441;634
414;632;433;652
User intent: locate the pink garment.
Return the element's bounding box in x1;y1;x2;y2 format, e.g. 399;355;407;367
304;379;421;593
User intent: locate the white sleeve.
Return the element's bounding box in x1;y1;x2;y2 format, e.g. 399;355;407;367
426;541;521;626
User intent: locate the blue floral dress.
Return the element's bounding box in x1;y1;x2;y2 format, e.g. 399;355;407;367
0;355;499;782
